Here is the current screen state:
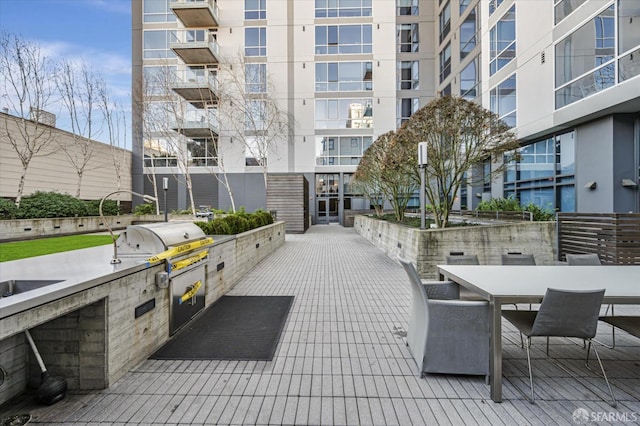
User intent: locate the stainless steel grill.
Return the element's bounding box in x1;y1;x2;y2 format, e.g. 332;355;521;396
115;222;206;258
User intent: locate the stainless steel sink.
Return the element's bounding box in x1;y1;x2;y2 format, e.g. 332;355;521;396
0;280;64;297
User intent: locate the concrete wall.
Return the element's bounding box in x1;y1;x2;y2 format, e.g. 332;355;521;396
354;215;557;279
0;221;285;406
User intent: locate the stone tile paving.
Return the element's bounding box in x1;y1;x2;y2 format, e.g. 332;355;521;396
1;224;639;425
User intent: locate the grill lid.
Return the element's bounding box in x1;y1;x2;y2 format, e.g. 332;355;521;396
115;222;207;258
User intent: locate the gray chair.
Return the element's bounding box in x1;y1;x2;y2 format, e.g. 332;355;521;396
566;253;601;265
398;257;490;377
501;253;536;265
446;254;479;265
502;288;616;407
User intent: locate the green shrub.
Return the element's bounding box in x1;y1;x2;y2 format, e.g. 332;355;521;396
476;196;555;221
17;191;89;219
194;210;274;235
0;198;18;219
85;199;120;216
134;202;156;216
209;218;233;235
522;202;556;221
222;215;250;234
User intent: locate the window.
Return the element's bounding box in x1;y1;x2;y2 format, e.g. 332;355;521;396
316;136;373;165
460;0;470;15
440;42;451;83
397;98;419;127
397;24;419;53
144;0;176;23
143;137;178;168
143;30;176;59
245;0;266;19
490;73;516;128
397;0;418;16
315;99;373;129
554;0;583;25
482;158;491;192
397;61;419;90
489;0;504;16
460;57;478;100
460;6;477;59
315;25;373;55
144;65;176;95
245;99;267;131
187;138;217;167
619;0;640;82
245;63;267;93
315;62;373;92
490;5;516;76
439;1;451;44
245;27;266;56
245;136;267;167
503;131;575;212
555;5;615;108
316;0;372;18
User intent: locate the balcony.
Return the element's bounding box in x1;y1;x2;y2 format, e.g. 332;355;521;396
170;0;219;28
170;30;220;65
171;109;219;138
172;70;219;109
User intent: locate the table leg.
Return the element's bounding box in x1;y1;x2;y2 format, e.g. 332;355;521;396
490;299;502;402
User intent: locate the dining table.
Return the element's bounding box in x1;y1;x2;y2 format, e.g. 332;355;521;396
437;264;640;403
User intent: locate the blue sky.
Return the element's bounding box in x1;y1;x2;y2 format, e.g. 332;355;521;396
0;0;132;144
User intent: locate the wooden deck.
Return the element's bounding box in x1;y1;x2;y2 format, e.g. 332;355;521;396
1;225;638;425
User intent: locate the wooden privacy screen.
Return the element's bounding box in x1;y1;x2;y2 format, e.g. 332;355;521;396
557;213;640;264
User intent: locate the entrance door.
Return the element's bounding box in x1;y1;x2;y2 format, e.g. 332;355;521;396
317;198;339;224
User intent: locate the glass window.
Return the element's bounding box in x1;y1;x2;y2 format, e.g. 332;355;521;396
397;0;418;16
460;57;478;100
143;136;178;168
439;2;451;44
316;62;373;92
245;63;267;93
460;0;470;15
397;24;419;53
315;25;373;55
245;136;267;167
245;27;266;56
397;61;419;90
441;83;452;96
143;30;176;59
187;138;217;167
460;6;477;59
315;0;372;18
245;0;266;19
555;5;615;108
440;42;451;83
483;158;491;191
556;131;575;175
315;99;373;129
245;99;267;131
490;73;517;128
490;5;516;76
619;49;640;82
489;0;504;16
397;98;419;127
144;0;176;23
316;137;372;165
144;65;176;96
554;0;583;25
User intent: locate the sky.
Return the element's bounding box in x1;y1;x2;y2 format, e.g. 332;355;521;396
0;0;132;146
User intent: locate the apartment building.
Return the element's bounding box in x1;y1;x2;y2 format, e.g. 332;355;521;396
132;0;639;225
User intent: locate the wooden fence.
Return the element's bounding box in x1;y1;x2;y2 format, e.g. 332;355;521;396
557;213;640;264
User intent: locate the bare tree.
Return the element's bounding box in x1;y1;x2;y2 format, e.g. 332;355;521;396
0;32;57;208
217;53;293;192
55;59;103;198
398;96;521;228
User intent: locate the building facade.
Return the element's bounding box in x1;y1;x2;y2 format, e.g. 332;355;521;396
132;0;640;224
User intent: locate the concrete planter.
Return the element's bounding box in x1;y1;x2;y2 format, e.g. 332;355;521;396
354;215;557;279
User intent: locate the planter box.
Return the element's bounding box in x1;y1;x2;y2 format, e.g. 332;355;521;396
354;215;557;279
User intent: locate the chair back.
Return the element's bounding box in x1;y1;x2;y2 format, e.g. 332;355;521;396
531;288;605;338
398;257;429;370
566;253;601;265
501;253;536;265
446;254;479;265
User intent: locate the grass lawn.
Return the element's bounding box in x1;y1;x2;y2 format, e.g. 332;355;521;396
0;234;116;262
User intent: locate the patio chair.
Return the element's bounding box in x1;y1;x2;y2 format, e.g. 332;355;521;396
599;316;640;341
445;254;479;265
566;253;601;265
502;288;616;407
501;253;536;265
398;257;490;377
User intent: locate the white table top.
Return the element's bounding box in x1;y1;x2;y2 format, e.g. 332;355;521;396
437;265;640;304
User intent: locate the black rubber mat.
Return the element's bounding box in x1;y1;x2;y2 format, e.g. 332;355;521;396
150;295;294;361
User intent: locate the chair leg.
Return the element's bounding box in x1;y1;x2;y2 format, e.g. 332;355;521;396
525;337;535;404
587;340;617;408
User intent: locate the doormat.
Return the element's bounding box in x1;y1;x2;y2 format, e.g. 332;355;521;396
150;295;294;361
